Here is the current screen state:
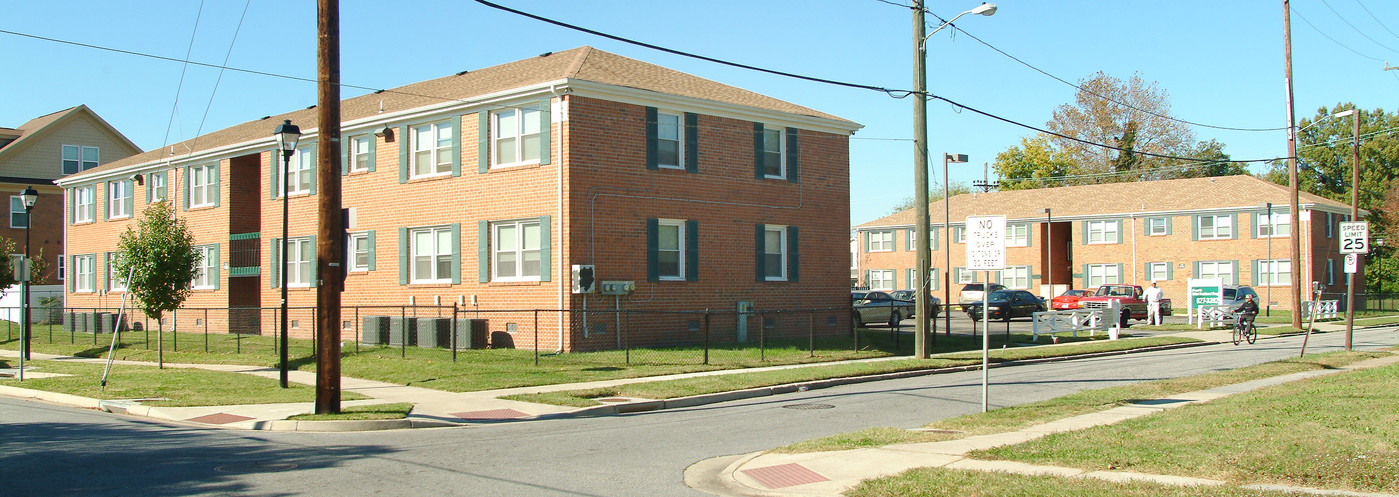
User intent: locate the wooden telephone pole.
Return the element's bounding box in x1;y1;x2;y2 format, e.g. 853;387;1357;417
315;0;343;414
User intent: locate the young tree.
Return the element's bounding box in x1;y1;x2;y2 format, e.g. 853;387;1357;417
113;201;200;367
994;135;1079;190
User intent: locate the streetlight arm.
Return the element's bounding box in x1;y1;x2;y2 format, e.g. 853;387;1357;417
921;3;997;49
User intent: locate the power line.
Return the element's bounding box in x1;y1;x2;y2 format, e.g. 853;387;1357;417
187;0;253;155
161;0;206;152
1291;5;1387;62
1352;0;1399;43
1318;0;1399;55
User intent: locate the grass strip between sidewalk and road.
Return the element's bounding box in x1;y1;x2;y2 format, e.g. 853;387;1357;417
0;358;366;407
845;466;1305;497
503;336;1200;407
287;402;413;421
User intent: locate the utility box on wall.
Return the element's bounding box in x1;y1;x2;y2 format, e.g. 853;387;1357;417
599;281;635;296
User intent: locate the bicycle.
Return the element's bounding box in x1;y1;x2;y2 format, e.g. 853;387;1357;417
1232;312;1257;345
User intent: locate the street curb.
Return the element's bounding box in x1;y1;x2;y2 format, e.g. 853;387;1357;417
0;384;102;409
547;339;1218;419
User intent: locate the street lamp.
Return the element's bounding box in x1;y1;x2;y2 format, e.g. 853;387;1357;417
943;152;968;336
1333;108;1360;350
19;186;37;365
274;119;300;389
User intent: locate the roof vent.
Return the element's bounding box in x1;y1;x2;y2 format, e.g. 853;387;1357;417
261;116;271;120
306;104;317;110
456;70;470;76
374;89;386;94
539;52;553;57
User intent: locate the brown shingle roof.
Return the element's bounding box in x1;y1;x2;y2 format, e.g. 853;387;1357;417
71;46;854;179
857;175;1358;228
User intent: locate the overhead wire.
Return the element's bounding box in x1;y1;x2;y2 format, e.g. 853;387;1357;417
1352;0;1399;42
1290;5;1387;62
186;0;253;155
1318;0;1399;55
160;0;206;152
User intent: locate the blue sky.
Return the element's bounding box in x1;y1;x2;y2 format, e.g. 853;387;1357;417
3;1;1397;226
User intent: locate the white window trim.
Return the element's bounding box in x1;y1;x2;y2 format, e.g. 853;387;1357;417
74;185;95;223
348;232;370;272
411;226;454;284
282;150;313;196
1005;224;1029;247
1198;260;1236;285
866;230;893;252
869;269;893;290
656;111;684;170
350;136;372;173
1198;215;1233;240
761;126;786;180
954;266;974;284
62;145;99;174
1259;259;1291;287
108;254;127;292
656;219;686;281
492;220;542;282
149;172;167;203
108;180;132;219
57;253;65;281
74;255;95;292
491;107;542;170
192;245;217;290
1147;217;1169;236
1002;265;1030;289
190;163;218;207
411;121;453;178
1256;212;1290;238
953;226;966;244
1147;262;1169;282
1086;263;1121;287
285;238;313;288
10;196;27;229
763;225;788;281
1087;221;1119;244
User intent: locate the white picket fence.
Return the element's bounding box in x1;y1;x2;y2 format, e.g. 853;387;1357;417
1302;300;1339;320
1031;303;1121;341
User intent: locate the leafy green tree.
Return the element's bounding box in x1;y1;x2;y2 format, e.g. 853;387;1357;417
994;135;1079;190
114;201;200;366
888;182;972;214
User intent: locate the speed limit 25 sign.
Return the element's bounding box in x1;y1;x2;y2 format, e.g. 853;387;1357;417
1339;221;1369;254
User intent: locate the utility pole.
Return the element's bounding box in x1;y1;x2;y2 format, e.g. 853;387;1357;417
911;0;931;359
315;0;343;414
1344;108;1359;351
1283;0;1303;330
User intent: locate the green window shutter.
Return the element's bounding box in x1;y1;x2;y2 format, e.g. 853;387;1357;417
399;125;410;184
478;221;490;283
1166;263;1174;281
864;270;871;286
270;238;280;289
268;152;278;200
67;189;73;225
308;235;318;287
1230;260;1240;285
1026;225;1033;247
100;181;108;221
1192;215;1200;241
1082;264;1089;288
341;138;351;176
1250;212;1259;239
1165;217;1174;235
450;223;461;284
682;220;697;279
124;180;134;214
538;215;551;282
306;145;318;195
1230;212;1239;240
477;112;490;174
684;112;698;173
645;107;659;170
366;230;376;271
932;227;940;251
753;123;765;179
1251;259;1260;286
646;218;659;281
210;165;221;207
1080;221;1088;245
367;135;377;172
1193;261;1201;280
451;115;463;177
788;226;799;282
211;244;221;290
67;255;74;292
786;127;799;183
101;252;108;290
754;224;765;281
1115;263;1123;283
537;101;551;166
398;227;409;285
1115;219;1123;244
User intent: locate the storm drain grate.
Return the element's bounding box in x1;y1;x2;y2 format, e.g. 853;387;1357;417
782;403;835;410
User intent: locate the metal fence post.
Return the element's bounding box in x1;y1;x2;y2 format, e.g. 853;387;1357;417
533;309;539;367
451;303;458;363
400;305;407;359
703;310;711;365
808;310;815;358
624;309;631;365
760;312;766;362
354;306;360;354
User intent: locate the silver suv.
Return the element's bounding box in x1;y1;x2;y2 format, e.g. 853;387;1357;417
1221;285;1260;309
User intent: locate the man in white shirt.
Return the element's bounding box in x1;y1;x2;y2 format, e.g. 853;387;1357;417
1144;281;1165;325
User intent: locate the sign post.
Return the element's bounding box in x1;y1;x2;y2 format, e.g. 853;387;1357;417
1339;220;1368;351
966;215;1005;413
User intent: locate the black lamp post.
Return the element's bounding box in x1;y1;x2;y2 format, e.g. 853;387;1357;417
275;120;300;389
19;186;37;362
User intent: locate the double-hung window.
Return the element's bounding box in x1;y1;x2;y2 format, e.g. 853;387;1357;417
656;112;683;169
954;267;974;284
107;254;126;292
1257;212;1289;238
1001;266;1030;289
1146;262;1170;282
74;255;95;292
1257;259;1290;286
1087;221;1118;244
1005;224;1029;247
73;186;95;223
108;180;132;219
1197;260;1235;285
411;121;453;177
283;238;313;287
953;226;966;244
192;245;217;289
868;269;893;290
348;232;371;272
866;230;894;252
62;145;99;174
148;171;167;203
762;225;788;281
655;220;685;280
287;149;314;195
493;220;541;281
57;254;65;281
412;226;454;283
190;164;218;207
10;196;28;228
492;107;541;168
350;136;373;173
1198;214;1232;240
1086;263;1121;287
760;126;785;179
1147;217;1169;236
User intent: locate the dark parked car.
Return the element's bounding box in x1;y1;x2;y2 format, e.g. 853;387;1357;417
852;291;915;328
889;289;942;318
965;290;1047;321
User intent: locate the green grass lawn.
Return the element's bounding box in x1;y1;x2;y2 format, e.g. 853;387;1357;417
288;402;412;421
845;467;1310;497
0;358;364;407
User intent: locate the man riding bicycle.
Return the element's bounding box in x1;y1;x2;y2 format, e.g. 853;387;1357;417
1233;294;1259;330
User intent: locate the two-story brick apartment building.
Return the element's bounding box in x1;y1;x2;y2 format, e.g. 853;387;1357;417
57;47;861;351
0;105;141;288
854;175;1361;311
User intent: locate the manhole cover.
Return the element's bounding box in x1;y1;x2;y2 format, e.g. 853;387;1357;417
214;462;299;474
782;403;835;410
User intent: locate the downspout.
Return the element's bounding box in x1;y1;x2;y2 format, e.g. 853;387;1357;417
551;84;568;353
1131;215;1138;284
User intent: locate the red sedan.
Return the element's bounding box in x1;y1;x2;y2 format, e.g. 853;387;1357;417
1051;289;1089;310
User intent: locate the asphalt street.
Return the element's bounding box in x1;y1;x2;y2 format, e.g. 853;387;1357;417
1;327;1393;497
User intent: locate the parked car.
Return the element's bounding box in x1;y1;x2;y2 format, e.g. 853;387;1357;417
852;291;914;328
888;289;942;318
1077;284;1173;328
1051;289;1088;310
965;290;1046;321
958;283;1007;306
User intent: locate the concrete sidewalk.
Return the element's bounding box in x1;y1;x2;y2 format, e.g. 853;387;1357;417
0;319;1370;432
688;351;1399;497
